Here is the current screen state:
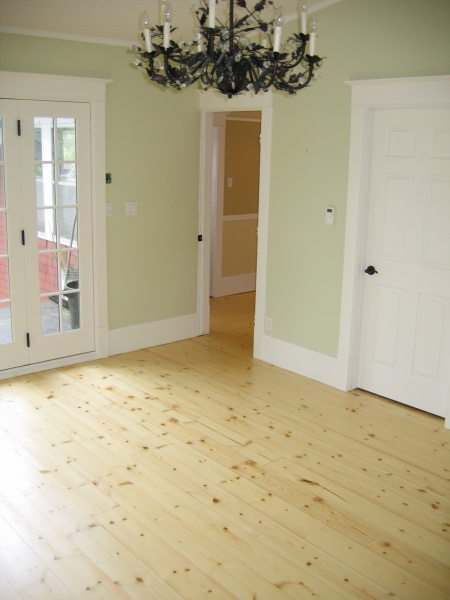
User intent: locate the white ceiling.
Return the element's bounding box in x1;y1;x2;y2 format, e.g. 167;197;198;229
0;0;343;47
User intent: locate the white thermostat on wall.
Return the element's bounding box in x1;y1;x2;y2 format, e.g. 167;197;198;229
326;206;335;225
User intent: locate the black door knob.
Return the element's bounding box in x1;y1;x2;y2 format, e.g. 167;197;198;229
365;265;378;275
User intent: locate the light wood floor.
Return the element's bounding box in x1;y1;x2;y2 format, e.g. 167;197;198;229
1;292;449;600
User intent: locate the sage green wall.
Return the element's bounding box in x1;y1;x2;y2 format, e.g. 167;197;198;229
0;33;200;330
266;0;450;357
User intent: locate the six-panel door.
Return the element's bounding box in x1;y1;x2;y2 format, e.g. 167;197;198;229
358;107;450;417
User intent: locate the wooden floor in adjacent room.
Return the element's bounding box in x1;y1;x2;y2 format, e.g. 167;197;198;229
1;292;449;599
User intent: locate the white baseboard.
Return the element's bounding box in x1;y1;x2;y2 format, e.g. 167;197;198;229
109;313;199;356
262;334;337;387
212;273;256;297
446;386;450;430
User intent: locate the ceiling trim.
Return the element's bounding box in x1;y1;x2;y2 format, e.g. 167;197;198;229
0;26;134;48
285;0;344;23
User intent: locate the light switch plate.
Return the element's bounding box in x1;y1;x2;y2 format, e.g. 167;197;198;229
126;202;138;216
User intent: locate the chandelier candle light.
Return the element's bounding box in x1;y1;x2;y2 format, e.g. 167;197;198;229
132;0;323;98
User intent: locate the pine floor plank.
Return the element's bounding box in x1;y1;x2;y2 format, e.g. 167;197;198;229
0;291;449;599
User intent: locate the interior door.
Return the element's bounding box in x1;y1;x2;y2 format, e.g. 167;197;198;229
0;99;95;370
358;107;450;417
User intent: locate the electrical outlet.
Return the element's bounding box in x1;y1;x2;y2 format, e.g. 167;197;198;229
227;177;233;187
265;316;272;331
106;203;113;217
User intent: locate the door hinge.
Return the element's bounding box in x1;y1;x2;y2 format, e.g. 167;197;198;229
17;120;21;136
198;234;203;242
26;333;30;347
21;230;25;245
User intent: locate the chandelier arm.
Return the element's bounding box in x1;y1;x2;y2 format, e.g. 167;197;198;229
286;61;314;91
284;47;308;70
259;62;278;91
241;57;259;88
190;56;211;77
163;52;184;87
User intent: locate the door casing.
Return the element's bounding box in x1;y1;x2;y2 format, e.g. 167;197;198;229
336;75;450;429
0;71;111;379
197;90;273;360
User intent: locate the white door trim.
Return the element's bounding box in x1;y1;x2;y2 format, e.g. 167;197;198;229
197;90;273;360
336;75;450;429
0;71;111;376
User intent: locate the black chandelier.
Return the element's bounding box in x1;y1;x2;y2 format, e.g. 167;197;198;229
132;0;323;98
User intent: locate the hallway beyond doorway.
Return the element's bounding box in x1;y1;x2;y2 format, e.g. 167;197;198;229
207;292;255;359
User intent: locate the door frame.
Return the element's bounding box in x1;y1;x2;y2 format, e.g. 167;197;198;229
197;89;273;359
335;74;450;428
0;70;111;378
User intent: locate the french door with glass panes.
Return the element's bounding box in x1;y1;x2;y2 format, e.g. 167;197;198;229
0;99;94;371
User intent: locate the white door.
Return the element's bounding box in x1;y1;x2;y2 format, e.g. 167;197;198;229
0;99;95;370
358;107;450;417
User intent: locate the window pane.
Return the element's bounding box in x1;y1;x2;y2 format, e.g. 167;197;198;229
0;302;12;345
0;211;7;256
0;258;10;300
39;252;58;295
57;119;76;161
37;208;57;244
58;163;77;206
41;296;60;335
0;117;4;162
60;208;78;247
60;250;78;287
63;292;80;331
35;117;54;161
0;165;5;210
36;163;55;207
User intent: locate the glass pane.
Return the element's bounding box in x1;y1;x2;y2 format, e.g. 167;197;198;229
0;165;5;210
39;252;58;295
60;208;78;246
41;296;60;335
60;250;78;288
36;163;55;207
34;117;54;161
0;258;10;300
37;208;57;244
63;292;80;332
58;163;77;206
0;117;4;162
57;119;76;161
0;302;12;345
0;211;7;256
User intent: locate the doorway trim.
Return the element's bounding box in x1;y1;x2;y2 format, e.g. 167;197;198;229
197;90;273;359
0;70;111;378
335;74;450;428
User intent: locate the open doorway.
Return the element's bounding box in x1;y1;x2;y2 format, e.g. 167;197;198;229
197;93;273;361
208;111;261;355
210;111;261;298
